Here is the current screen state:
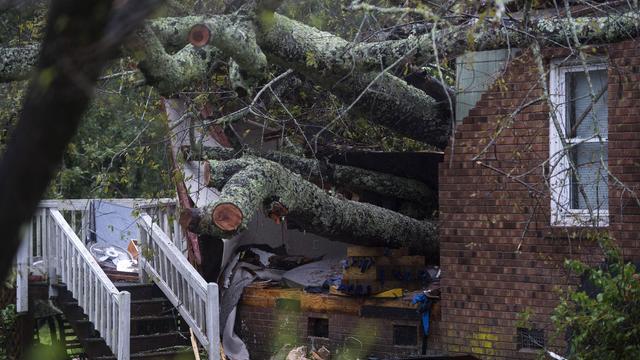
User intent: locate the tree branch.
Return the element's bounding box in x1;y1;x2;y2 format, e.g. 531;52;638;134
189;149;435;206
184;157;438;253
0;0;159;281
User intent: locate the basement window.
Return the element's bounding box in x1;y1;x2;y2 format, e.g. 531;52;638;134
393;325;418;346
517;327;545;350
549;60;609;227
307;317;329;338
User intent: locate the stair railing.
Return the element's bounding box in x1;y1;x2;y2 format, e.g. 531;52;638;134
46;208;131;359
136;201;186;253
136;213;220;359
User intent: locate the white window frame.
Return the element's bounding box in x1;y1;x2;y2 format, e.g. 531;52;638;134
549;60;609;227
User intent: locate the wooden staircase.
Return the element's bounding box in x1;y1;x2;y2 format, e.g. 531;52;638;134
53;283;195;359
17;201;220;359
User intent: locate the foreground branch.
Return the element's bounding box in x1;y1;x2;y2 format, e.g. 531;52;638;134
0;0;158;281
183;158;438;253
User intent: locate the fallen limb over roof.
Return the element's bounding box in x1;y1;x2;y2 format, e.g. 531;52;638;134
181;156;438;255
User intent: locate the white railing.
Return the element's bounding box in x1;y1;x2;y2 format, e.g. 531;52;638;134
15;198;187;359
137;214;220;359
17;207;131;359
39;199;92;242
137;201;186;253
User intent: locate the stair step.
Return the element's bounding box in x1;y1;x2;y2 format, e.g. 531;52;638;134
61;298;174;317
131;298;174;316
94;346;196;360
81;337;112;357
73;315;186;340
131;315;180;336
131;332;191;354
115;283;164;300
57;301;89;322
51;281;192;358
75;332;194;357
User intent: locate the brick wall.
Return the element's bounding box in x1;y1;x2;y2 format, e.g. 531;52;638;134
236;303;443;359
439;40;640;359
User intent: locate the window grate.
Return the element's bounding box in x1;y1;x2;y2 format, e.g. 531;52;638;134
517;327;545;349
307;317;329;338
393;325;418;346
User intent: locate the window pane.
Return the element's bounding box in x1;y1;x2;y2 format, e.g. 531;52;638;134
566;69;608;138
570;142;608;210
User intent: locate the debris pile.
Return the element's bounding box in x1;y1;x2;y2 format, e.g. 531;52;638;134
227;245;441;297
270;345;330;360
222;244;441;359
335;246;440;297
89;239;140;281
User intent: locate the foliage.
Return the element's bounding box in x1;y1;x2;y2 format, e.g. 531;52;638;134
48;80;174;199
551;234;640;360
0;304;17;360
1;71;174;199
0;5;174;200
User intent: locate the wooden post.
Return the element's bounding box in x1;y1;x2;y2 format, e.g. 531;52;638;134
117;291;131;360
16;223;30;313
137;223;149;284
205;282;220;360
47;210;58;298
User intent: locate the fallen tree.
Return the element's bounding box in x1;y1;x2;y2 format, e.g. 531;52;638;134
186;146;435;207
181;156;438;254
2;6;638;147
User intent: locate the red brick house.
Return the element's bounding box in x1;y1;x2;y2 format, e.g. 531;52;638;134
439;39;640;358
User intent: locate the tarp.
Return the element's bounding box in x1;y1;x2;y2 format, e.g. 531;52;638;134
281;258;343;289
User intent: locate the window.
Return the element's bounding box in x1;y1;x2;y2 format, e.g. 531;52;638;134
517;327;545;350
307;317;329;338
549;60;609;227
393;325;418;346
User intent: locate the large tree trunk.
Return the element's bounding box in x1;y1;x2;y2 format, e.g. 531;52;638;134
183;156;438;254
254;12;450;148
347;10;640;71
189;147;435;206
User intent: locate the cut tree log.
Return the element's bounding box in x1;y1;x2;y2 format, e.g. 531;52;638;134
182;158;438;254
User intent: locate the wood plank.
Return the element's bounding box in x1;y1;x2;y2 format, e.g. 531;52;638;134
342;264;428;281
300;292;361;315
346;246;409;257
240;286;301;308
338;279;424;295
375;255;425;266
342;266;377;280
205;282;220;360
241;285;426;315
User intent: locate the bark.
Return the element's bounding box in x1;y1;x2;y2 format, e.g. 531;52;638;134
0;0;158;281
185;158;438;253
0;44;39;82
405;69;455;104
196;14;268;81
348;10;640;71
255;12;449;148
189;148;435;205
3;9;638;145
128;24;222;96
148;15;206;49
3;10;639;84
